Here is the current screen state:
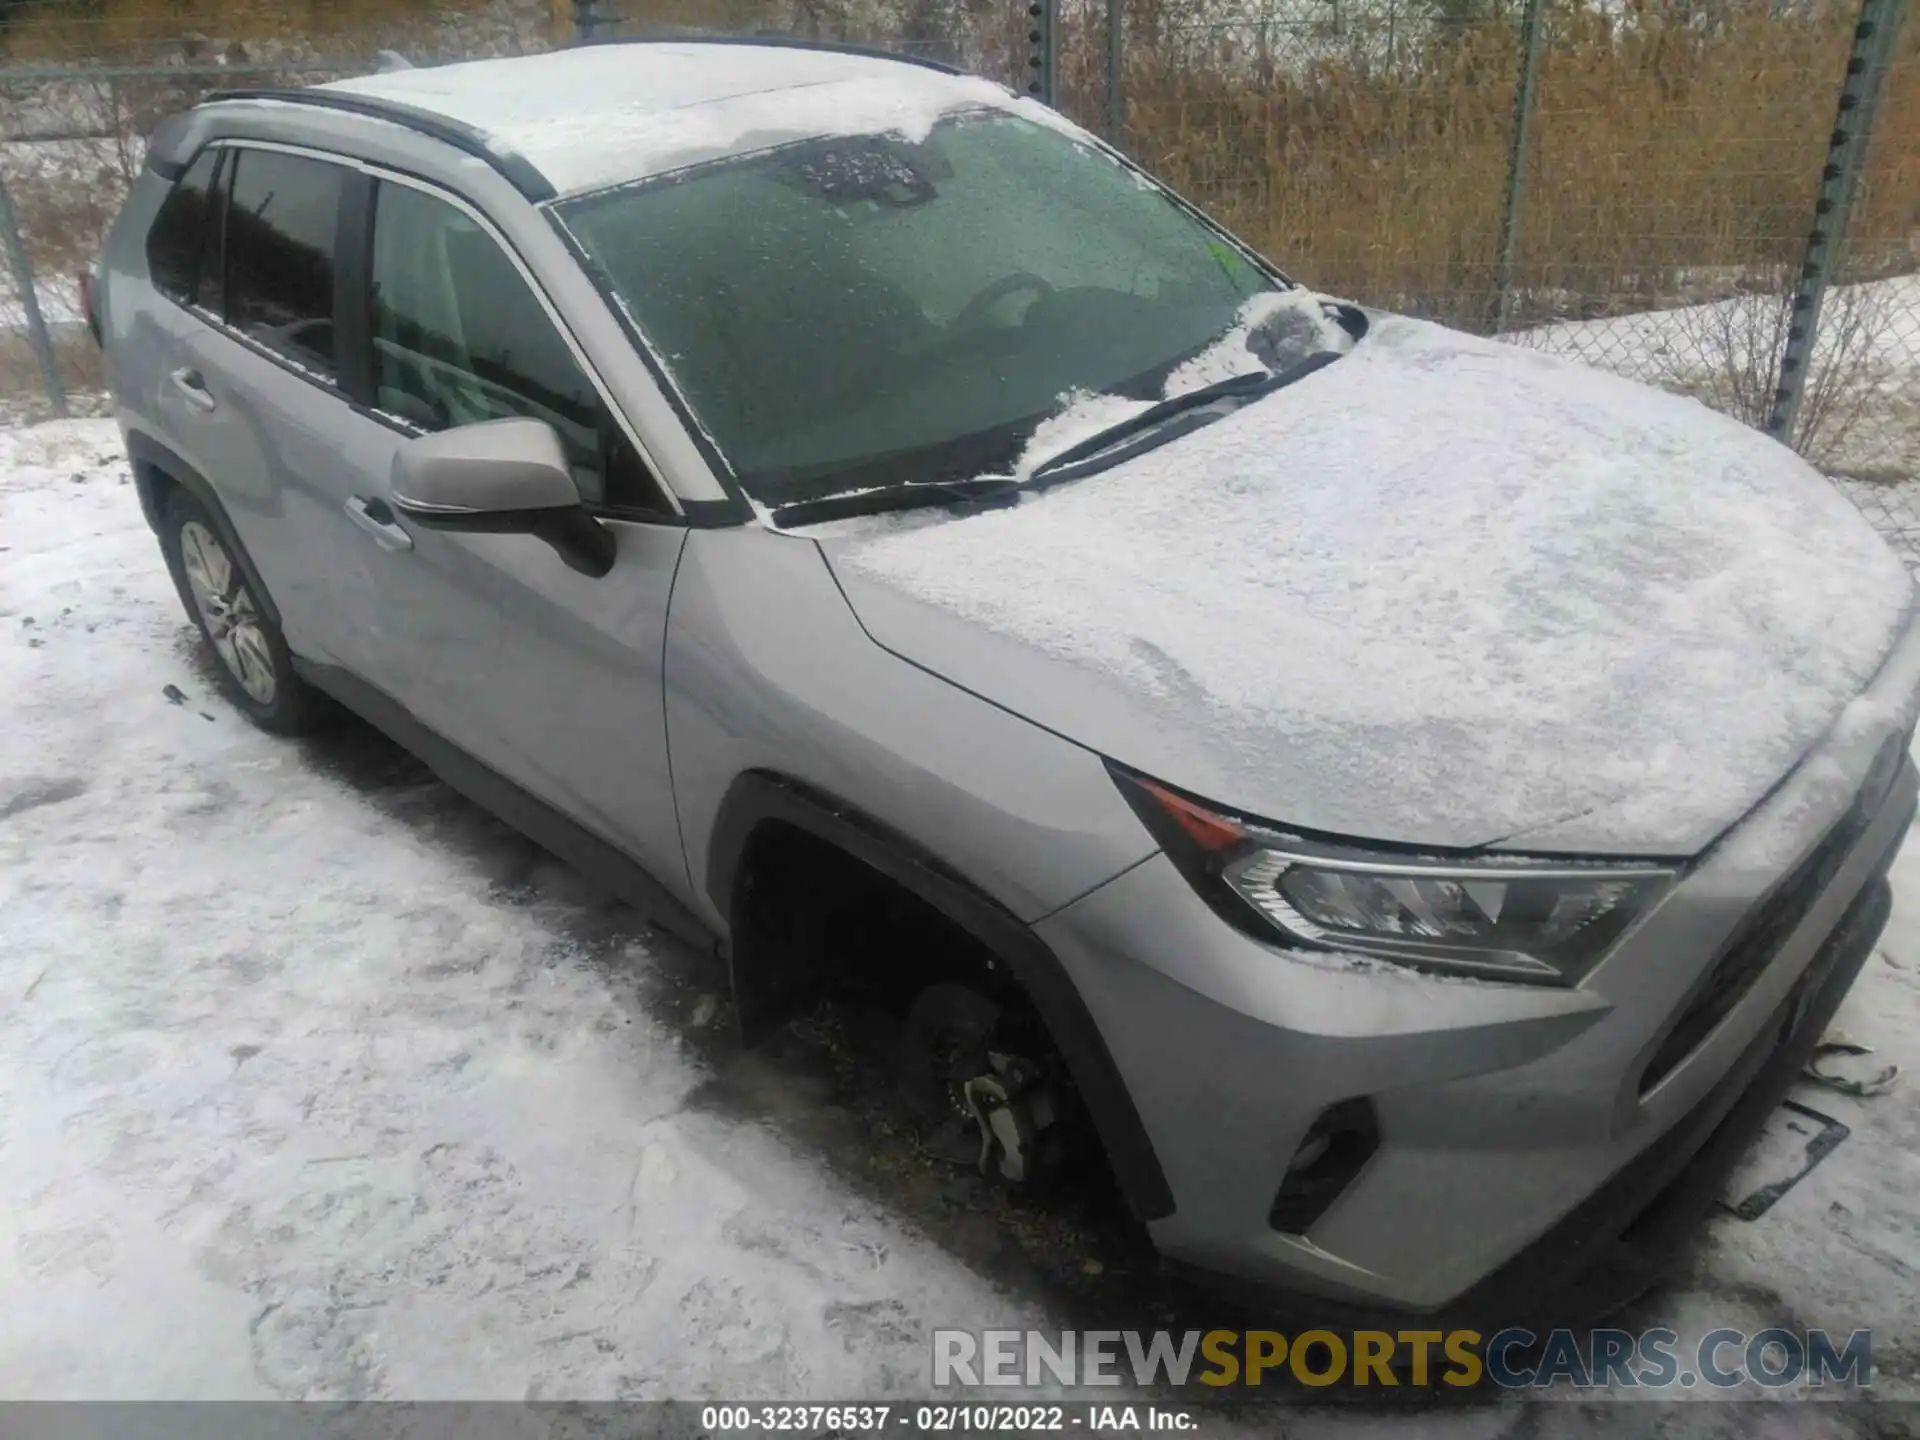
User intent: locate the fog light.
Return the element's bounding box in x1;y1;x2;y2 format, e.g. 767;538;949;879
1269;1098;1379;1234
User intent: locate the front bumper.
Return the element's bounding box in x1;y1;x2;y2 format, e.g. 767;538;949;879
1038;665;1920;1320
1175;868;1897;1330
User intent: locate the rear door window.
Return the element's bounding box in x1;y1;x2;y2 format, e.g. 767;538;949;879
222;147;347;380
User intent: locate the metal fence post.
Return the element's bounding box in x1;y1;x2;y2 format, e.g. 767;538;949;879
1766;0;1906;447
1106;0;1124;143
1027;0;1059;107
1490;0;1548;334
0;172;67;419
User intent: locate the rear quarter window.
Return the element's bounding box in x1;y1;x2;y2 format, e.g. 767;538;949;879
144;148;222;309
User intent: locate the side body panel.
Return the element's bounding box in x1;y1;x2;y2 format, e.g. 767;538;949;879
106;115;699;899
169;280;388;678
102;169;369;666
663;525;1157;932
366;515;693;896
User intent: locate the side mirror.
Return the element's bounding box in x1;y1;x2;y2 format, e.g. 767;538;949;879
389;417;615;578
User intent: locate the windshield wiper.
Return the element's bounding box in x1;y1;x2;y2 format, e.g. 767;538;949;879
1024;350;1343;491
768;475;1019;529
767;350;1344;529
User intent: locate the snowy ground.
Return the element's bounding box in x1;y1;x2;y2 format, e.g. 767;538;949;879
1522;275;1920;484
0;421;1050;1403
4;419;1920;1427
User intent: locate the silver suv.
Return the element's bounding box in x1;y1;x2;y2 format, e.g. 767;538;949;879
95;38;1920;1324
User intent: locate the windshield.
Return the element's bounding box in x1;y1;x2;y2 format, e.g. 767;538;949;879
555;111;1283;508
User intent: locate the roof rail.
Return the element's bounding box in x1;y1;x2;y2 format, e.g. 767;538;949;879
198;86;557;202
593;30;967;77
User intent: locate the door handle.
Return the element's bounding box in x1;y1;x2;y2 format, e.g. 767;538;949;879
168;366;216;413
345;495;414;553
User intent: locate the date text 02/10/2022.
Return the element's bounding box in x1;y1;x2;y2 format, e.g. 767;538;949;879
698;1405;1200;1431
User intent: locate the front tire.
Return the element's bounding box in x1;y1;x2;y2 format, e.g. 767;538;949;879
159;487;325;735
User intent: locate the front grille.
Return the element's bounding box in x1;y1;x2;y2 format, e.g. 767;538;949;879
1639;735;1904;1094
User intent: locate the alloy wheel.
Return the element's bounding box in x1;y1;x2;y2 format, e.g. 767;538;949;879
179;519;277;705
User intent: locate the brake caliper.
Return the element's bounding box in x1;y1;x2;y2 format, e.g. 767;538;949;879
961;1052;1059;1184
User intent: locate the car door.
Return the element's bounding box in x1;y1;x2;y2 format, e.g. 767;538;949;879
135;141;383;673
335;172;691;897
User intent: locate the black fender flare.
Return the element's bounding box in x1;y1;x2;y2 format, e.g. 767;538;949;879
707;769;1175;1223
124;429;284;631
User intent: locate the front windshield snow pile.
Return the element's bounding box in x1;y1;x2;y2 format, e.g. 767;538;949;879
558;111;1351;520
1165;289;1354;399
1019;290;1356;479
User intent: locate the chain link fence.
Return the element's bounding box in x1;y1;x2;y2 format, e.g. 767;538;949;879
0;0;566;421
5;0;1920;559
1024;0;1920;564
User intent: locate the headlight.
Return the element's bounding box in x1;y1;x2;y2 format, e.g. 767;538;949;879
1111;767;1676;986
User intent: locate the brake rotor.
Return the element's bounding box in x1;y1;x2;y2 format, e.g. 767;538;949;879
899;982;1062;1185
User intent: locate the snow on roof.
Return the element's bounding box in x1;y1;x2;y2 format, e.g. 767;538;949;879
321;43;1031;197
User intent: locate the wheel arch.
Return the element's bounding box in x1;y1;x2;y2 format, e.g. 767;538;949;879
707;768;1175;1223
125;428;284;631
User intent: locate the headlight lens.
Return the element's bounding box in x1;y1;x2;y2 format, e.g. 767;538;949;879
1113;768;1676;986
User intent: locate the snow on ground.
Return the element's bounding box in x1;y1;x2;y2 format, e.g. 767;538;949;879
0;421;1046;1401
1522;275;1920;483
4;418;1920;1422
1524;275;1920;393
0;274;80;333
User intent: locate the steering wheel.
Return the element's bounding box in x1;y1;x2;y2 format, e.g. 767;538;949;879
951;272;1056;332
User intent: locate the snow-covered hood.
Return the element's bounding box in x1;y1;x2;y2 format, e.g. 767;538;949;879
822;314;1918;856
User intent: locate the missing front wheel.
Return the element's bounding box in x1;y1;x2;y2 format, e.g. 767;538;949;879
899;981;1073;1189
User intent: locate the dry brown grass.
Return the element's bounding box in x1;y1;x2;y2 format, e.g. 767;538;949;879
1092;17;1525;325
1033;0;1920;332
1133;3;1894;322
